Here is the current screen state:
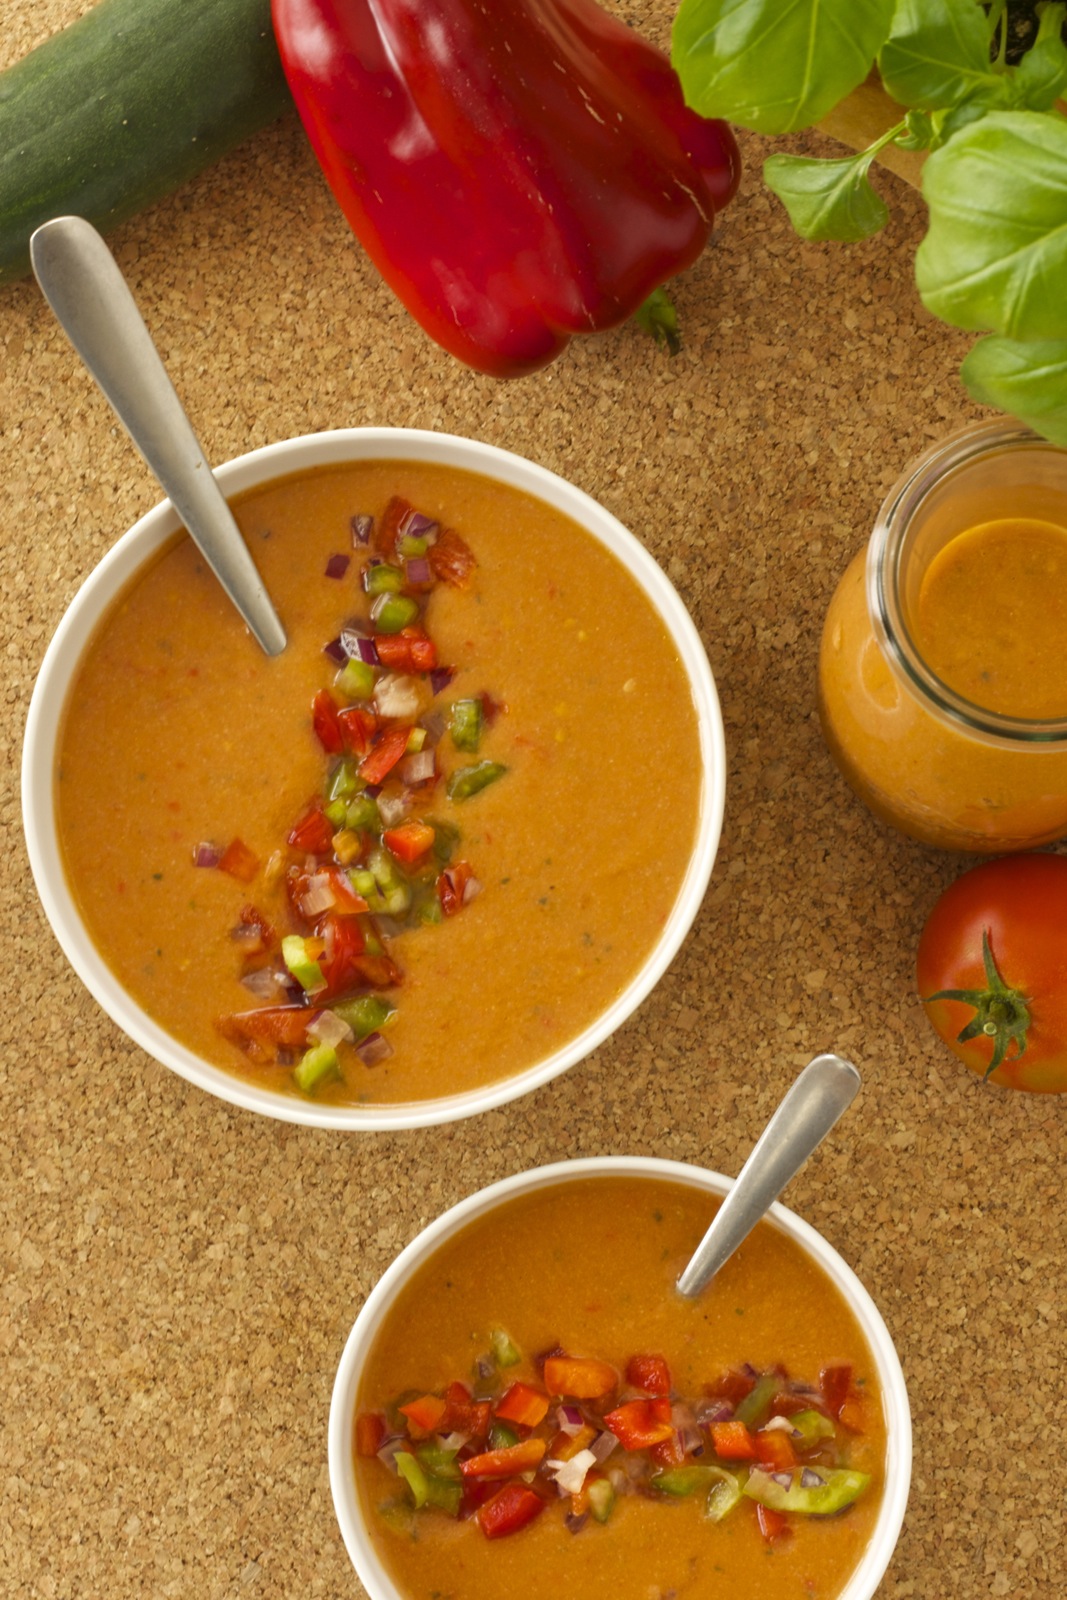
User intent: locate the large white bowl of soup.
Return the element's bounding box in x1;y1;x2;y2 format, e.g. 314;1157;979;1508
22;430;725;1129
330;1157;911;1600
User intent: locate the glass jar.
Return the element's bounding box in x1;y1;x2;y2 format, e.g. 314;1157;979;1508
818;419;1067;853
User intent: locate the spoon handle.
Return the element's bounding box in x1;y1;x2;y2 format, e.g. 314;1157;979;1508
676;1053;861;1298
30;215;286;658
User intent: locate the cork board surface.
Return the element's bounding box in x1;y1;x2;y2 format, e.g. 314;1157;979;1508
1;4;1062;1597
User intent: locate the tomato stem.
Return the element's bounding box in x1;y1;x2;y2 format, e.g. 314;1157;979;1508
922;930;1031;1078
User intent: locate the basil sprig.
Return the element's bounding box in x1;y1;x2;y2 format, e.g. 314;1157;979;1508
671;0;1067;444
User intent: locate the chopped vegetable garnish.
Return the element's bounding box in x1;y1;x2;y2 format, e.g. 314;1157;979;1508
212;497;509;1097
358;1355;871;1542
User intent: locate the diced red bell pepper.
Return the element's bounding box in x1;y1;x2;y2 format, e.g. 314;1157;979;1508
398;1393;448;1436
821;1363;864;1431
705;1367;757;1406
288;805;337;855
440;1381;492;1441
475;1482;545;1540
603;1396;673;1450
375;626;438;673
312;688;345;754
359;725;413;785
338;705;379;755
383;821;436;865
460;1438;546;1479
838;1396;866;1435
325;866;370;915
428;527;477;588
756;1503;791;1543
494;1382;550;1429
376;496;419;560
216;1005;319;1052
318;913;370;998
437;861;476;917
625;1353;672;1396
543;1355;617;1401
648;1431;688;1468
355;1411;387;1457
218;837;260;882
710;1420;758;1461
753;1428;798;1471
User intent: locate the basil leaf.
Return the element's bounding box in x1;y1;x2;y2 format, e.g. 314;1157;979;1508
671;0;896;134
915;111;1067;339
878;0;1000;110
764;151;889;242
961;336;1067;447
1006;3;1067;112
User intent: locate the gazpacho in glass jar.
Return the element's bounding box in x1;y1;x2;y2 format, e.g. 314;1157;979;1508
819;420;1067;853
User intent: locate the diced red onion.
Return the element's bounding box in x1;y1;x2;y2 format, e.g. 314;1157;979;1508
696;1399;734;1426
375;673;421;719
547;1450;596;1495
405;556;432;586
323;635;348;664
401;511;438;541
230;922;264;946
193;842;221;868
301;872;338;917
589;1429;619;1464
420;711;447;746
356;1032;394;1067
761;1415;799;1436
769;1471;793;1489
439;1431;469;1452
607;1467;629;1493
429;666;455;697
564;1512;588;1535
307;1010;353;1048
399;749;435;787
801;1468;825;1488
376;1435;405;1471
557;1405;584;1437
351;513;374;546
461;874;482;906
341;630;379;665
240;967;285;1000
325;553;350;579
376;793;407;827
475;1356;494;1381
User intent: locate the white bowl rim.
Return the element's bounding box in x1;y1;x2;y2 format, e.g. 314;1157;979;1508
328;1155;912;1600
21;427;726;1131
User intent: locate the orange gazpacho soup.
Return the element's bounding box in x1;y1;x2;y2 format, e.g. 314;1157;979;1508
353;1176;888;1600
55;461;703;1106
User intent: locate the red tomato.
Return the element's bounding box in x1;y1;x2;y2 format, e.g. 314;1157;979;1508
917;853;1067;1093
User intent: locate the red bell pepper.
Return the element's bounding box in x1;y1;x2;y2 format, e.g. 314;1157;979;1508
543;1355;617;1401
270;0;741;377
625;1353;672;1396
218;837;260;882
459;1438;546;1479
710;1419;758;1461
476;1482;545;1539
603;1396;673;1450
494;1382;550;1430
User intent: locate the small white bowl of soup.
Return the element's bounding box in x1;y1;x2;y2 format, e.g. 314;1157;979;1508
22;430;725;1130
330;1157;911;1600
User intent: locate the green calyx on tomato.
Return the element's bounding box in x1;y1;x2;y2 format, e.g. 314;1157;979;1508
922;930;1031;1078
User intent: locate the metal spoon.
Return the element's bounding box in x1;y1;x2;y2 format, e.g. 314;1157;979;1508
29;215;286;657
676;1053;861;1298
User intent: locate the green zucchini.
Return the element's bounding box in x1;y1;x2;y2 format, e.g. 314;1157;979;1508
0;0;293;285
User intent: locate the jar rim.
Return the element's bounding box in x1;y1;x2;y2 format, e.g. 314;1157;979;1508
867;418;1067;748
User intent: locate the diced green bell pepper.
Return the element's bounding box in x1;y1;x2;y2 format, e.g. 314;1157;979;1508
396;1451;461;1516
743;1465;870;1516
344;794;381;832
488;1421;520;1451
449;698;484;753
415;1443;461;1481
375;1496;416;1538
336;658;377;700
331;995;397;1040
293;1043;339;1093
490;1328;521;1367
281;934;326;993
587;1476;616;1524
326;758;363;802
447;761;507;802
371;593;420;633
651;1465;743;1522
365;563;405;596
733;1374;779;1428
788;1409;837;1447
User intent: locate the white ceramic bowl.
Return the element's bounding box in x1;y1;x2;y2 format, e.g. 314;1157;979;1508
22;429;725;1130
330;1156;911;1600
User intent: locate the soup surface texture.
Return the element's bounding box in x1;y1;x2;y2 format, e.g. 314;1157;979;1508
56;462;703;1106
353;1175;887;1600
